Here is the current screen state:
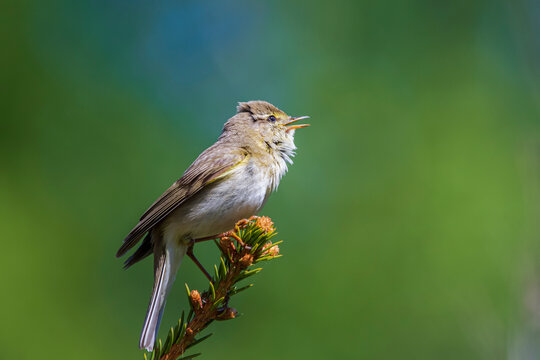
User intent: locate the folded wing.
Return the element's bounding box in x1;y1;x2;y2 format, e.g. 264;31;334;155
116;144;249;258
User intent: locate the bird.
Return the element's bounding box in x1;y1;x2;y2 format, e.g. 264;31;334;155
116;100;309;351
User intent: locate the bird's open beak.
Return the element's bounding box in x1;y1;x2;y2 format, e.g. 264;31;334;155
284;116;310;132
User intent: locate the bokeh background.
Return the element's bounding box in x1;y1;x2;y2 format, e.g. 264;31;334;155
2;0;540;359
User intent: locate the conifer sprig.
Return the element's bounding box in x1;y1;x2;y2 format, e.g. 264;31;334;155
144;216;281;360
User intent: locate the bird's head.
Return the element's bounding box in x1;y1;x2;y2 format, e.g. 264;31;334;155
221;100;309;162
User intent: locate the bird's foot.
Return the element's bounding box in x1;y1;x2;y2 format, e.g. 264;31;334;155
234;216;259;228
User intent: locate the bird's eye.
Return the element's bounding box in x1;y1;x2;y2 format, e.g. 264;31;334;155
268;115;276;122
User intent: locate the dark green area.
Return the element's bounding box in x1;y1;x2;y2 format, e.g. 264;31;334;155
2;0;539;359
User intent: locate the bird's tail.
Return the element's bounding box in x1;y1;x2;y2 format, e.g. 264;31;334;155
139;240;187;351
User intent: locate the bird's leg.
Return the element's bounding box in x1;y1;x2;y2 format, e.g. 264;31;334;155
193;231;231;243
186;244;212;282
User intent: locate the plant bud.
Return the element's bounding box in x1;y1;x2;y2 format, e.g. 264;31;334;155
262;242;280;256
256;216;274;233
190;290;203;309
239;254;253;268
219;236;235;254
217;307;237;320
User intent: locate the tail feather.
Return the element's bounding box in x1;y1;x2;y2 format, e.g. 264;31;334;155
139;240;187;351
124;233;153;269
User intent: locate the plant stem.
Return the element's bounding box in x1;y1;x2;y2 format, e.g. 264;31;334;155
161;243;247;359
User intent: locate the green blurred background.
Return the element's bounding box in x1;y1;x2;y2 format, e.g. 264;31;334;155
2;0;540;359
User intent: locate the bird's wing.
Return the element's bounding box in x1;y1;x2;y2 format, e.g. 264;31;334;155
116;145;249;257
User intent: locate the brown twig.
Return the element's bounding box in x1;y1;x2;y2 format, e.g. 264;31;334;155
159;217;277;360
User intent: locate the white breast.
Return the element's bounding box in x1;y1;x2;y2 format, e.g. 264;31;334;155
162;160;272;241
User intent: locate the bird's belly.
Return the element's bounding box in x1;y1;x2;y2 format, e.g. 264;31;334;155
163;167;269;240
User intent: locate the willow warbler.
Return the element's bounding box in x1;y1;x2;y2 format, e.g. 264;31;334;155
116;100;309;351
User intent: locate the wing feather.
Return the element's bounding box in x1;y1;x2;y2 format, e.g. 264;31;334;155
116;144;249;257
